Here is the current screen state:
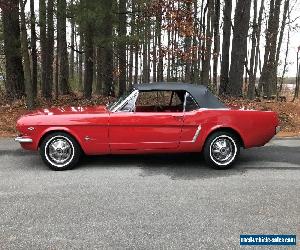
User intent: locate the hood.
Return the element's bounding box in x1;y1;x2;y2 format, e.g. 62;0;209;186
16;105;109;131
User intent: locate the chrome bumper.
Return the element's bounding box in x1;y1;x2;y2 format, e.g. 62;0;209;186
15;137;33;143
276;126;281;134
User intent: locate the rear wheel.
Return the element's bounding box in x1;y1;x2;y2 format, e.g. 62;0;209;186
203;131;240;169
40;132;81;171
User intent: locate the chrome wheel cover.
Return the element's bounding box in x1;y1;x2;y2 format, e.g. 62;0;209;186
45;136;74;167
210;135;237;166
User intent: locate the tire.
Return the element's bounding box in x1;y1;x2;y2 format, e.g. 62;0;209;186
203;131;240;170
39;132;81;171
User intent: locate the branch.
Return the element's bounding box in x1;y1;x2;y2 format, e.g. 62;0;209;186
68;44;84;54
286;15;300;25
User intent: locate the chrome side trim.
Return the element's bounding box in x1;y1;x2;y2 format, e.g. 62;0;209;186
192;125;202;142
15;137;33;143
181;125;202;143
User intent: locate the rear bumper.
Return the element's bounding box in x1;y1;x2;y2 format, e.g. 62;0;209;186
15;137;33;143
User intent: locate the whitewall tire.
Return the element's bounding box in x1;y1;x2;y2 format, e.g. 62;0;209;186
203;131;240;169
40;132;81;171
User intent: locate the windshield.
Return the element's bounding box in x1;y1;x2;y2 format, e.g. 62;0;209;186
107;91;133;111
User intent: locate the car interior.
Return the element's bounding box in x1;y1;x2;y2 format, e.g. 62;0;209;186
135;90;185;113
119;90;199;113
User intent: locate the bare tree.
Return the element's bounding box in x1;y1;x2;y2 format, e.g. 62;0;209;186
118;0;127;96
39;0;50;98
57;0;70;95
248;0;265;99
69;0;75;82
227;0;252;97
20;0;34;109
30;0;37;98
293;47;300;101
201;0;214;86
219;0;232;94
259;0;282;98
212;0;220;91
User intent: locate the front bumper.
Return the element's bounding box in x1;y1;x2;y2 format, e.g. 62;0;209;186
15;137;33;143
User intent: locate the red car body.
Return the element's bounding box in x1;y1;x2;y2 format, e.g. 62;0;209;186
16;106;279;154
15;83;279;170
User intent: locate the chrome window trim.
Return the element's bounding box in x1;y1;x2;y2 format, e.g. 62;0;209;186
111;90;139;112
183;92;188;113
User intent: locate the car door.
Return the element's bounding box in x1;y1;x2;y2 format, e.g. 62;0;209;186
109;91;184;151
180;92;202;143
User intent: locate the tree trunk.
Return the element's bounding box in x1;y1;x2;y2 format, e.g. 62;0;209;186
118;0;127;96
95;46;103;95
201;0;214;86
46;0;54;98
39;0;48;98
227;0;252;97
30;0;37;98
293;50;300;101
192;0;199;83
2;0;25;99
102;0;114;96
83;25;94;99
219;0;232;95
20;0;34;109
212;0;220;91
142;17;149;83
55;51;59;99
152;19;157;83
78;32;83;91
259;0;282;98
248;0;258;99
252;0;265;98
275;0;289;95
157;13;163;82
128;0;135;87
279;13;290;94
57;0;69;95
69;0;75;82
184;2;192;82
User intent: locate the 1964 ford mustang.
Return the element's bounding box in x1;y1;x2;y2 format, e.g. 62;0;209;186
15;83;280;171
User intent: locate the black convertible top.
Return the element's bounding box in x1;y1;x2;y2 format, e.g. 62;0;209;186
133;82;226;109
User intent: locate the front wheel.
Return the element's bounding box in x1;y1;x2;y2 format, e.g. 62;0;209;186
203;131;240;169
40;132;81;171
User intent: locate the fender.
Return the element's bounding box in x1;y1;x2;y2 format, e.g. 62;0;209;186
195;123;246;151
37;127;87;154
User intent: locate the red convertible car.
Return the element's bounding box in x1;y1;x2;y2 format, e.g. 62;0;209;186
15;83;280;171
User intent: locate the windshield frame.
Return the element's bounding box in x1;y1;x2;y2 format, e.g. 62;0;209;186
107;90;139;112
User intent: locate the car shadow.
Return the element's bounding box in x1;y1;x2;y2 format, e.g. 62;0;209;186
80;153;247;180
3;143;299;179
78;145;300;180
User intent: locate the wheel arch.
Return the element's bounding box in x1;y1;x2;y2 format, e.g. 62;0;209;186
37;128;85;153
204;127;245;148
